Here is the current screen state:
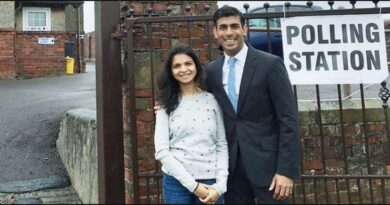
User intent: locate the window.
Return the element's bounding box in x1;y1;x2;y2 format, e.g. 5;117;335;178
23;7;51;31
249;18;281;29
248;7;280;29
248;5;322;29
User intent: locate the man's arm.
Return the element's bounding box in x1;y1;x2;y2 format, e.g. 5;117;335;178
269;174;294;200
268;57;300;200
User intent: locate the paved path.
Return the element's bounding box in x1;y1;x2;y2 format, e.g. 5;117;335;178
0;186;82;204
0;62;96;203
0;62;96;183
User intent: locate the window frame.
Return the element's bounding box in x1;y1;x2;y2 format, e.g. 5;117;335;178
248;5;322;29
22;7;51;31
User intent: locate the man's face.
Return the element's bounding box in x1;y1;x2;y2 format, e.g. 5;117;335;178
213;16;248;57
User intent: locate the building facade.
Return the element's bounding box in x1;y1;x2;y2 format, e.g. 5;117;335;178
0;1;84;80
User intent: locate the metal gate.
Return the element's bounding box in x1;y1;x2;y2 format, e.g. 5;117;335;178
119;2;390;204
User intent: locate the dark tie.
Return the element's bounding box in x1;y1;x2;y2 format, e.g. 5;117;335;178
227;57;238;112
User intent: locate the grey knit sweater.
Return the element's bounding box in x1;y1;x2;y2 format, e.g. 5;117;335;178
154;91;229;196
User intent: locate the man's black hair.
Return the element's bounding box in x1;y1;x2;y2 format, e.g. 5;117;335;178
213;5;245;27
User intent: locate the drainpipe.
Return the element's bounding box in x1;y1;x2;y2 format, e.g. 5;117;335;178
14;2;22;77
77;4;82;73
13;30;17;77
76;4;83;73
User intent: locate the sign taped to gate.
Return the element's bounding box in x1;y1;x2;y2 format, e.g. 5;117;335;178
281;14;388;85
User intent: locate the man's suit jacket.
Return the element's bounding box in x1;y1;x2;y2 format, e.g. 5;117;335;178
205;46;300;187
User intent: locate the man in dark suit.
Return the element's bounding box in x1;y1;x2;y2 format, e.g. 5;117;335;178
205;5;300;204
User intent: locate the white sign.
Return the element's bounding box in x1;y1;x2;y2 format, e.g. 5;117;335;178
38;37;55;45
281;14;388;85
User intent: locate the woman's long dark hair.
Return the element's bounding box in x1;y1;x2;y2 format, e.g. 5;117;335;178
157;44;206;115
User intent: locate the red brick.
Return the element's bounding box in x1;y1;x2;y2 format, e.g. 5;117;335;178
303;159;323;170
138;134;155;147
190;26;205;37
131;3;143;14
138;144;154;156
153;3;167;13
137;121;153;136
179;38;189;45
136;89;153;97
173;27;189;38
368;135;378;144
14;32;85;78
151;37;160;48
138;159;157;172
161;38;171;49
136;121;146;135
0;30;16;79
137;111;155;122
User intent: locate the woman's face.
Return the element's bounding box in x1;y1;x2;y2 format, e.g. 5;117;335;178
171;53;197;86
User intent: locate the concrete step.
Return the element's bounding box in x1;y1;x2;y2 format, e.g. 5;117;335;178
0;186;82;204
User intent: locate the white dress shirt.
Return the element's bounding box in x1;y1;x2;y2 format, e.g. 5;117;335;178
222;44;248;96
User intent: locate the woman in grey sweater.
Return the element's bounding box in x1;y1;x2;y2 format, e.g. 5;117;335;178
154;45;228;204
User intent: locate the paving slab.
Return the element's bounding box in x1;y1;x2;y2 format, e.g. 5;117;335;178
0;186;81;204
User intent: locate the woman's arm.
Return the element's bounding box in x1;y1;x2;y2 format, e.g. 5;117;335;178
154;109;199;193
211;101;229;197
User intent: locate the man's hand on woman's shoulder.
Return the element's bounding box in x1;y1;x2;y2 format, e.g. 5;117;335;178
154;101;161;114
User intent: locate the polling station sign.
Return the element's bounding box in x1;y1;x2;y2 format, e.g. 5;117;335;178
281;14;388;85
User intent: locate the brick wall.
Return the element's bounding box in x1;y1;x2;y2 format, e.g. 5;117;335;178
83;1;218;62
0;29;16;79
15;31;82;78
0;3;85;80
294;106;390;204
122;1;218;16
